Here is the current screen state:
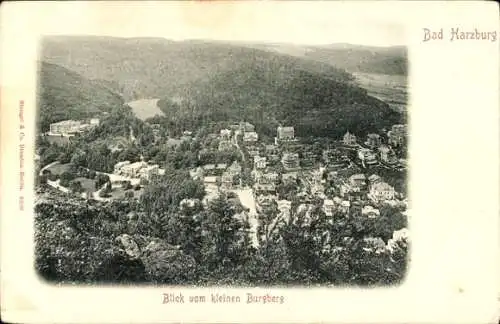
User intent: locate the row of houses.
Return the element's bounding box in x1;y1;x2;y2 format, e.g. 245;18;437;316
342;124;407;148
338;173;396;203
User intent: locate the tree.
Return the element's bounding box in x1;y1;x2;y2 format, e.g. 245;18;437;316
38;174;48;185
60;170;75;183
70;150;87;167
200;195;246;274
88;170;97;179
70;180;83;193
95;174;110;189
99;183;112;198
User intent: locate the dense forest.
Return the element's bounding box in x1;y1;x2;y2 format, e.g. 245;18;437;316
157;64;402;139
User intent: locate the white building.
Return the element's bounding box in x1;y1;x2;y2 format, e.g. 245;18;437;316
254;156;267;170
368;182;396;202
323;199;335;216
277;126;295;140
121;162;147;178
90;118;100;126
220;129;232;140
138;164;159;180
49;120;82;135
362;205;380;218
243;131;259;142
114;161;131;174
277;200;292;213
203;176;219;185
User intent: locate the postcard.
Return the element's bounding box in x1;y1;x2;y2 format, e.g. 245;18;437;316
1;1;499;323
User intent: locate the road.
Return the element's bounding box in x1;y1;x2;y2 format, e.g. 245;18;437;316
232;188;259;248
40;161;141;201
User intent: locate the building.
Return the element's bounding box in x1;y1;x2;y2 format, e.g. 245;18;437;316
358;148;378;165
239;121;255;133
339;200;350;213
114;161;131;174
362;237;386;254
243;131;259;143
221;172;237;190
300;151;317;168
282;172;298;183
202;164;216;173
254;171;279;185
379;145;398;164
388;124;407;147
119;161;148;178
368;182;396;202
180;198;201;210
49;120;82;135
254;156;267;170
323;199;335;216
365;133;381;148
263;172;279;183
349;173;367;188
311;180;326;197
277;126;295;141
227;161;242;176
277;200;292;213
368;174;382;185
281;152;300;170
203;176;219;185
190;167;204;180
220;129;232;140
216;163;228;171
343;131;357;146
138;164;159;180
90;118;100;126
340;174;367;198
218;140;233;151
362;205;380;218
327;171;338;182
254;183;277;193
265;144;278;155
115;161;160;179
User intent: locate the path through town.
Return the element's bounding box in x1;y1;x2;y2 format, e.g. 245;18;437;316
232;188;259;248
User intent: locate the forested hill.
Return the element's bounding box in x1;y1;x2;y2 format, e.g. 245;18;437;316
240;42;408;76
298;44;407;76
158;60;403;139
40;36;404;138
41;36;354;102
37;62;124;131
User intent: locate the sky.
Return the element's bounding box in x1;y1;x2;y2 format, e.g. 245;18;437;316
2;1;407;47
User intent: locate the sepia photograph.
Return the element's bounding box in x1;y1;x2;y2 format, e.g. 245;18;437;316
34;34;409;287
1;1;498;323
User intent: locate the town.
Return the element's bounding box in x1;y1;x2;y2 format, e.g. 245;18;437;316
37;116;409;250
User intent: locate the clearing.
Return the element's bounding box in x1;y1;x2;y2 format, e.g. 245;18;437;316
127;98;164;120
46;162;71;175
353;72;408;113
73;177;97;193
